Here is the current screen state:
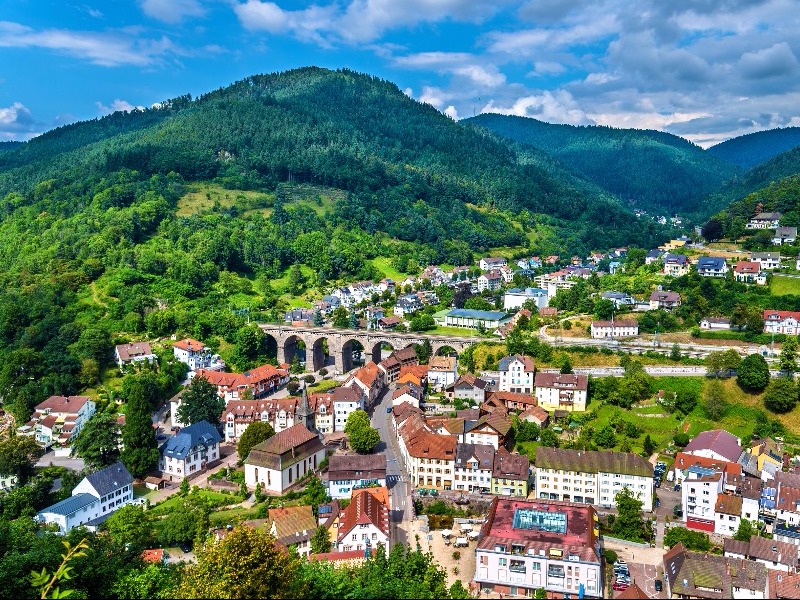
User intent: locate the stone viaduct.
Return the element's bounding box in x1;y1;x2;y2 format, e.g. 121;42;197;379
258;324;478;374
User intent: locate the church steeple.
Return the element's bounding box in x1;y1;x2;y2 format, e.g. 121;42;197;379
295;381;315;433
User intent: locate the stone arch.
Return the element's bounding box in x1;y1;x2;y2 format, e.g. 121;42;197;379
281;334;302;368
370;340;396;364
432;344;459;358
342;339;366;371
309;335;334;372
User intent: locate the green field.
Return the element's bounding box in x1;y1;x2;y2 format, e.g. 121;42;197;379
370;256;409;281
771;274;800;296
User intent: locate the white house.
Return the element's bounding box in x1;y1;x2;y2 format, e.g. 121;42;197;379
326;453;387;500
764;310;800;334
479;257;507;271
391;383;424;409
477;270;503;292
334;488;390;554
752;252;782;270
114;342;158;371
172;338;225;371
453;443;495;493
498;354;535;394
427;355;457;390
590;319;638;338
774;226;797;245
747;212;782;229
245;423;326;494
158;420;222;482
699;317;731;330
35;462;133;534
21;395;96;449
695;256;728;277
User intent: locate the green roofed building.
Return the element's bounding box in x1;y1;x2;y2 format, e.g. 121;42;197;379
444;309;512;330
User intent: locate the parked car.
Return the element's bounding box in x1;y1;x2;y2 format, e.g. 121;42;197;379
429;489;439;496
667;471;675;482
655;580;663;592
674;483;681;492
386;406;392;413
655;498;661;508
612;582;629;591
180;543;192;553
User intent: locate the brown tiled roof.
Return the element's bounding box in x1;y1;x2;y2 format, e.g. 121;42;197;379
674;452;741;477
392;383;423;401
268;505;317;543
650;290;681;302
492;450;529;480
723;538;749;557
115;342;154;362
393;347;418;363
748;535;798;567
428;356;456;371
253;423;316;455
714;494;742;516
39;415;59;429
536;447;653;477
172;337;206;351
487;391;538;407
327;454;387;481
498;354;535;372
347;362;382;389
519;405;549;423
591;319;637;328
404;428;456;461
336;488;389;542
664;543;767;599
398;364;428;380
141;549;164;563
616;583;649;599
533;372;588;391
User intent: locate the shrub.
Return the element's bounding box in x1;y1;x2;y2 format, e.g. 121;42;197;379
673;433;690;447
318;368;328;376
303;375;315;384
603;549;618;564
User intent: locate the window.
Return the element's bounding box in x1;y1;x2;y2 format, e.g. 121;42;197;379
499;559;507;566
352;534;357;541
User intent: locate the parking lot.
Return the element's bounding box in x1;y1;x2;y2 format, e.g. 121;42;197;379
612;561;666;598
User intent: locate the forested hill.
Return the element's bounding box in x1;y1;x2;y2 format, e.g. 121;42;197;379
0;67;664;254
464;113;740;217
708;127;800;170
0;141;22;152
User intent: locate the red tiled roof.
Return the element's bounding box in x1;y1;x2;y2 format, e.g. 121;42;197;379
764;310;800;321
768;570;800;599
310;549;374;562
35;395;92;413
492;450;529;480
487;391;538;407
141;549;164;563
398;364;428;379
39;415;59;429
252;423;317;455
172;337;206;351
519;405;549;423
674;452;742;477
337;488;390;543
404;427;456;461
734;261;761;274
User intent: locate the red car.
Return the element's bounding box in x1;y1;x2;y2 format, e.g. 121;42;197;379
613;582;629;591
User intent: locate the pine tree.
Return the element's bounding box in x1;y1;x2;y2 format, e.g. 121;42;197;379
121;382;159;478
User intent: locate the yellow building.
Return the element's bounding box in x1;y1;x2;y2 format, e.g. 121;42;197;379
748;437;782;471
491;451;529;497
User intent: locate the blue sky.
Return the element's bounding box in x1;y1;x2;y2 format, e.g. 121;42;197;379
1;0;799;147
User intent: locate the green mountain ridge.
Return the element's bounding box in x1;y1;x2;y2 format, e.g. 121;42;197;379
707;127;800;170
464;112;741;217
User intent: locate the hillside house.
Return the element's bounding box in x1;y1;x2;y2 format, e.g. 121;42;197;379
479;257;507;271
159;420;221;481
747;211;782;229
21;395;96;449
699;317;731;330
267;505;318;557
649;290;681;309
173;338;225;371
393;294;422;317
590;319;638;338
477;270;503;292
734;261;767;285
601;291;635;309
194;364;289;402
535;373;589;413
774;226;798;245
503;287;548;310
662;253;690;276
764;310;800;335
752;251;782;270
695;256;728;277
114;342;157;371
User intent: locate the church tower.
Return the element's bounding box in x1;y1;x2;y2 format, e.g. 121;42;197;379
295;381;316;433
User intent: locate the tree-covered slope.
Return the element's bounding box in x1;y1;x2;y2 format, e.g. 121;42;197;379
465;113;740;217
708;127;800;170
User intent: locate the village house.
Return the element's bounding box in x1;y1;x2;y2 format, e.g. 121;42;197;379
193;364;289;403
393;294;422;317
395;410;456;490
392;383;424;409
662;253;690;277
172;338;225;371
684;429;743;463
342;362;383;407
114;342;157;371
36;462;134;534
764;310;800;335
377;278;395;294
376;315;401;330
600;291;635;309
454;443;495;493
334;488;390;554
485;391;538;414
492;450;530;497
326;453;387;499
774;226;798;245
267;505;318;557
645;249;664;264
734;261;767;285
752;251;782;270
590;319;639;338
747;211;782;229
245;423;327;494
20;395;96;449
284;308;315;325
649;289;681;310
534;373;589;413
378;347;418;383
498;354;535;394
664;543;767;599
473;497;603;599
518;405;550;428
699;317;732;330
695;256;729;277
480;256;508;271
465;412;514;450
397;364;428;388
535;447;653;510
724;536;799;573
159;420;221;482
426;355;457;390
477;270;503;292
445;373;488;404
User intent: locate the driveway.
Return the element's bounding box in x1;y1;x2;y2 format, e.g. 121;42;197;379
36;452;85;471
616;561;666;598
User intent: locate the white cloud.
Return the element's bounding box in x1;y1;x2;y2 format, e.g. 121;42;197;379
738;42;799;79
481;90;594;126
0;101;41;140
139;0;206;24
0;21;176;66
444;105;459;119
95;99;145;115
419;86;447;109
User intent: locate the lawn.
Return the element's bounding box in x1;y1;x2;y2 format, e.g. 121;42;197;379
370;256;408;281
771;274;800;296
149;489;244;516
176;183;271;217
428;326;484;338
209;506;261;527
310;378;339;392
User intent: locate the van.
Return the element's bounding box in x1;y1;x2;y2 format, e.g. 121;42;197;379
667;471;675;482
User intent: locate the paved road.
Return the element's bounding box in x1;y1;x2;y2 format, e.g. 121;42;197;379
370;385;409;548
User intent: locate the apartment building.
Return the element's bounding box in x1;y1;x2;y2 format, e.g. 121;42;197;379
535;448;654;510
534;373;589;413
474;497;602;599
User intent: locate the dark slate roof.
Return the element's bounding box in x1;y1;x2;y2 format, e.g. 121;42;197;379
455;443;495;469
160;420;221;461
38;493;97;516
327;453;387;480
696;256;727;270
84;461;133;497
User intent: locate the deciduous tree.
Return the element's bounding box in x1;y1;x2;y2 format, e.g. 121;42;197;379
237;421;275;461
0;434;42;484
177;376;225;426
72;413;121;468
737;354;770;392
